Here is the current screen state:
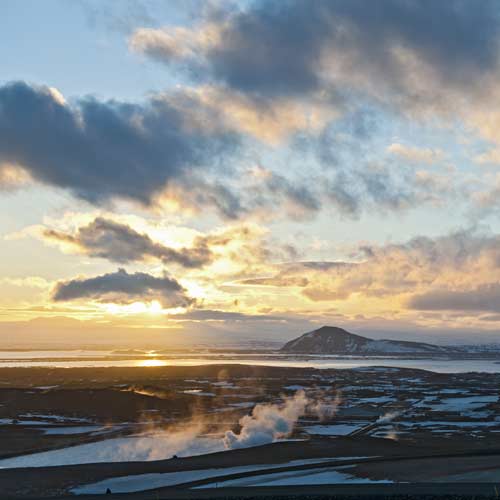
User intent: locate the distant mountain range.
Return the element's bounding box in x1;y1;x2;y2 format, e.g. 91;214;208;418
281;326;459;355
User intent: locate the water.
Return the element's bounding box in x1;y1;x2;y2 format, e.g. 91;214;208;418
0;350;499;372
0;350;115;359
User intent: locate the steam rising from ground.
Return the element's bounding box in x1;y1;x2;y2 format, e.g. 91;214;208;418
376;411;401;425
375;410;402;441
0;423;226;468
116;423;223;461
0;391;341;468
120;390;339;458
223;390;338;449
312;390;342;422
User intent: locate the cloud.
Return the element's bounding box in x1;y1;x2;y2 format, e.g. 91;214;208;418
0;81;238;206
0;163;31;191
471;173;500;214
171;309;287;322
289;111;453;218
130;20;221;61
387;143;444;164
52;268;193;307
43;217;214;268
158;175;246;220
237;261;350;288
409;284;500;312
131;0;500;151
143;1;493;90
237;230;500;314
80;0;159;34
0;82;330;220
158;164;323;221
0;80;455;222
308;230;500;302
158;85;336;145
243;166;321;221
475;148;500;165
131;1;500;100
323;161;445;218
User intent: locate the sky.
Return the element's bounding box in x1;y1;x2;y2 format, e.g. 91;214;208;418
3;0;500;347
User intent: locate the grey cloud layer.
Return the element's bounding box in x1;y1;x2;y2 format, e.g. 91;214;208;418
0;82;338;220
294;110;449;218
213;0;499;96
133;0;500;100
129;0;488;220
44;217;213;267
2;0;493;222
0;82;238;205
52;268;193;307
409;284;500;313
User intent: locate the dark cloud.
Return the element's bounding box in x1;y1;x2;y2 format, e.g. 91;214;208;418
237;261;352;287
291;108;425;218
321;162;430;218
174;176;245;220
0;82;325;220
173;309;287;322
0;81;238;206
204;1;325;97
52;268;193;307
326;174;362;216
264;173;321;217
134;0;500;99
175;168;322;221
128;1;500;224
44;217;213;268
409;284;500;313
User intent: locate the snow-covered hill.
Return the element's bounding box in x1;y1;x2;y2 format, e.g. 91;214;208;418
280;326;454;355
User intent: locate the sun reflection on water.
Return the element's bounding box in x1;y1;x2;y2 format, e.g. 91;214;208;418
136;359;169;367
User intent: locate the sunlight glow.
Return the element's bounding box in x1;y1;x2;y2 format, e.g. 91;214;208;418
135;359;169;367
103;301;164;316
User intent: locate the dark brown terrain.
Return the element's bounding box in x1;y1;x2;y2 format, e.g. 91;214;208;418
1;364;500;498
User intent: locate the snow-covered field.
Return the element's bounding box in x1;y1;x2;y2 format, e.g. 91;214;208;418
430;396;497;413
72;458;351;494
40;426;104;435
197;465;391;488
0;434;226;468
304;424;365;436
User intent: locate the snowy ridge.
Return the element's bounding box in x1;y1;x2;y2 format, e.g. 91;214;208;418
281;326;455;355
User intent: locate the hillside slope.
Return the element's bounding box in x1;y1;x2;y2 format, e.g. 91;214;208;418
281;326;453;354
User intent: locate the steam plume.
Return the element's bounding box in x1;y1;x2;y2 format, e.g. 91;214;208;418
376;411;401;425
223;390;309;449
114;390;338;460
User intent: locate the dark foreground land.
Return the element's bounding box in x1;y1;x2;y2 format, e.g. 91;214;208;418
30;485;500;500
2;364;500;498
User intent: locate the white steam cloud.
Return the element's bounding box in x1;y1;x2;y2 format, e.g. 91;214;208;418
0;391;342;467
376;411;401;425
116;423;224;461
311;390;342;422
223;390;334;449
